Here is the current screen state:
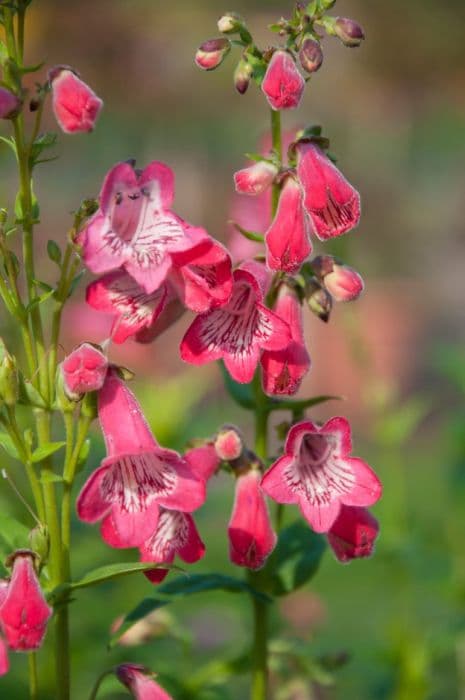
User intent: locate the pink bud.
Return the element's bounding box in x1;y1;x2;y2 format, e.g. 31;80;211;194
327;506;379;562
116;663;173;699
0;87;21;119
0;551;52;652
61;342;108;399
214;425;243;461
195;38;230;71
261;50;305;111
49;67;103;134
228;469;277;569
299;38;323;74
312;255;364;302
234;161;277;196
334;17;365;47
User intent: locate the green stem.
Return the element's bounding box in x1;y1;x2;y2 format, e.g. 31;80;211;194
248;583;269;700
28;652;38;700
88;670;114;700
270;109;282;216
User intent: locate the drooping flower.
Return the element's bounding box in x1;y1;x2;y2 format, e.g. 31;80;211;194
228;469;277;569
169;226;233;313
49;66;103;134
261;418;382;533
61;342;108;399
195;38;230;70
0;551;52;652
76;370;206;548
180;262;291;383
261;50;305;111
296;141;360;240
116;664;173;700
79;160;200;293
312;255;364;302
261;285;311;396
234;161;278;196
0;87;21;119
327;506;379;562
140;509;205;584
86;271;176;344
265;176;312;273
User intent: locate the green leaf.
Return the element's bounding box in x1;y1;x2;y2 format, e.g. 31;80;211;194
17;375;46;408
264;521;326;596
0;135;17;157
228;220;264;243
0;432;20;460
268;394;341;413
31;441;66;463
25;288;55;313
47;239;62;265
108;597;170;648
0;513;30;567
70;562;179;591
30;132;57;165
75;438;90;474
159;573;271;603
219;361;255;409
67;270;85;298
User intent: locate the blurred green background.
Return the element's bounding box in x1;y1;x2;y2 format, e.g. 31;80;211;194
1;0;465;698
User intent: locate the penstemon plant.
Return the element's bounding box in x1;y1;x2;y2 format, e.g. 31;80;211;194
0;1;382;699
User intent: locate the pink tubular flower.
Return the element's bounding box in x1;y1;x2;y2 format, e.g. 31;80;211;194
0;552;52;652
49;67;102;134
261;418;382;533
140;509;205;584
296;141;360;240
234;161;278;196
86;271;176;344
116;664;173;700
76;370;206;548
61;342;108;398
265;176;312;273
169;226;233;312
180;262;291;383
261;285;311;396
228;469;277;569
79;160;199;293
0;87;21;119
261;50;305;111
327;506;379;563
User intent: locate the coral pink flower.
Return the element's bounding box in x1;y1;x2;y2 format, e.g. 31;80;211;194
76;371;206;548
265;176;312;273
86;271;174;344
234;161;278;196
327;506;379;562
0;552;52;652
169;226;233;312
49;67;102;134
296;142;360;240
116;664;173;700
228;469;277;569
0;87;21;119
61;342;108;398
140;509;205;584
261;418;382;533
261;285;310;396
180;262;291;383
261;50;305;111
79;160;199;293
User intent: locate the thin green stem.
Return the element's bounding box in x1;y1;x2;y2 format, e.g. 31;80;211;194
88;670;114;700
270;109;282;216
248;584;269;700
28;652;38;700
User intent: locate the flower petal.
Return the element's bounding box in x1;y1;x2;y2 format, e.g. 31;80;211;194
260;456;299;505
100;499;160;548
76;463;112;523
265;177;312;273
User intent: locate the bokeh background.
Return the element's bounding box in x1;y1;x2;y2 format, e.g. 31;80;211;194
1;0;465;698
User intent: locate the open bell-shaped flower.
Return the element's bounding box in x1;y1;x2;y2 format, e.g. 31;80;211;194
180;261;291;383
261;418;382;533
296;141;360;240
76;370;206;548
116;664;173;700
261;50;305;111
0;551;52;652
49;66;102;134
327;505;379;562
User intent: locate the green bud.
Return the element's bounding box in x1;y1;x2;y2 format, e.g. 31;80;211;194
55;365;77;412
29;525;49;564
0;339;19;406
81;391;98;420
305;279;332;322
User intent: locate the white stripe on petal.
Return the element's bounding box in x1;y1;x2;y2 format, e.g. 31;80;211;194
101;454;177;513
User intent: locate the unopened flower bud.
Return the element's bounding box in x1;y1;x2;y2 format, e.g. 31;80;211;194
195;38;230;71
217;12;243;34
299;37;323;74
48;66;103;134
305;279;332;322
28;526;49;564
0;87;21;119
262;50;305;111
234;58;253;94
0;340;18;406
312;255;364;302
234;161;277;195
334;17;365;47
61;342;108;400
214;425;243;462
